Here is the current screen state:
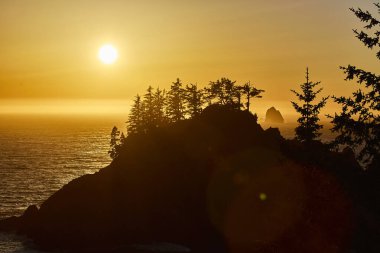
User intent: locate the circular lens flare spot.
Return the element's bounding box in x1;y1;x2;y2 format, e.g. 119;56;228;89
259;193;267;201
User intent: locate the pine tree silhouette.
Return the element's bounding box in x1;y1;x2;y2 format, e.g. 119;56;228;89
153;87;167;127
127;95;143;134
142;86;155;129
291;68;328;142
108;126;121;159
330;3;380;169
184;83;204;118
240;82;264;112
167;78;185;122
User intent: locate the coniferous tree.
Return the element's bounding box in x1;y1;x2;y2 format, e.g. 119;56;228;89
207;78;237;106
127;94;143;134
240;82;265;112
142;86;155;128
330;3;380;168
184;83;204;118
207;79;226;105
108;126;121;159
120;132;126;146
167;78;185;122
203;86;214;106
291;68;329;142
235;86;243;109
153;87;167;126
223;78;238;106
231;84;244;109
205;80;222;105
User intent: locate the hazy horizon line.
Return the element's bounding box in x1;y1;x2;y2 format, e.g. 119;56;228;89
0;98;338;123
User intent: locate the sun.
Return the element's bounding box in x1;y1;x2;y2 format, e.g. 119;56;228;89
98;44;118;64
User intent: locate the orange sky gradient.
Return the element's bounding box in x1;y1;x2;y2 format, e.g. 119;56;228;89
0;0;379;120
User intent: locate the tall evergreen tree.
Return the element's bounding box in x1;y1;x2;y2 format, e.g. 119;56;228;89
120;132;126;146
108;126;121;159
291;68;329;142
235;86;243;109
142;86;155;128
153;87;167;126
184;83;204;118
330;3;380;169
240;82;265;112
167;78;185;122
127;94;143;134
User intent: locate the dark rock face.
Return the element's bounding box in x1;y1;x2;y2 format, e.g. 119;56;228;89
265;107;284;123
0;104;377;253
0;205;39;234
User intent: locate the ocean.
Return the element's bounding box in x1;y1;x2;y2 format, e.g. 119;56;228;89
0;114;124;252
0;115;335;252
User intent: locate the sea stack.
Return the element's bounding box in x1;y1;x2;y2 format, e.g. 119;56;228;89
265;107;284;123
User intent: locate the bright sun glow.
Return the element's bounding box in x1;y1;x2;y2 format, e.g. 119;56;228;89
98;44;118;64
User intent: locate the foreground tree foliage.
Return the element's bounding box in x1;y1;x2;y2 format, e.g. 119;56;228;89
330;2;380;169
291;68;329;142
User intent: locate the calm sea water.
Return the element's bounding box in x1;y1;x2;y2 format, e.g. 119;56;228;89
0;115;334;252
0;114;125;252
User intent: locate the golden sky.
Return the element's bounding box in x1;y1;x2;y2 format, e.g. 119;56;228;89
0;0;378;117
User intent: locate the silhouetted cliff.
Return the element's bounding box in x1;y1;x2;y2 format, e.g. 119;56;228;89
1;105;378;253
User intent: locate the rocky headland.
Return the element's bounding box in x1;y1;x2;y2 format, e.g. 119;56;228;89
1;105;379;253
